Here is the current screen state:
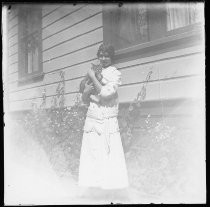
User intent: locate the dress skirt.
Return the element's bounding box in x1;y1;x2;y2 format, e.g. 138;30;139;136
78;116;129;190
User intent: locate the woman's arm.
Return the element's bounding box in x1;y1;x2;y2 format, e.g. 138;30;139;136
87;69;102;94
87;67;121;100
89;75;102;94
81;82;94;103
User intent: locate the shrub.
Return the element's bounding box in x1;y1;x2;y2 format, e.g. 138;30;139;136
12;69;197;197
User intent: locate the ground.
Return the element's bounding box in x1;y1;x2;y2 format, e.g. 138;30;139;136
4;113;206;205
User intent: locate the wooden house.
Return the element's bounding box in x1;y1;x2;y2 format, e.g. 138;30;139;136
4;3;205;128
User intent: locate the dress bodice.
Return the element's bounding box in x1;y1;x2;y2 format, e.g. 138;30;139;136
87;65;121;117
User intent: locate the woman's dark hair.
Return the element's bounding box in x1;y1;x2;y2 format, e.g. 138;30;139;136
97;43;115;62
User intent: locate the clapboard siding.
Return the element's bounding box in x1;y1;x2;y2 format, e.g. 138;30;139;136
9;63;18;74
10;86;42;101
8;54;18;65
43;27;103;61
119;75;202;103
9;77;81;101
9;75;202;108
8;4;103;111
161;99;203;117
9;79;45;94
8;8;18;21
8;72;18;83
9;60;203;102
43;42;102;73
7;7;17;49
8;16;18;30
9;48;203;98
42;4;84;28
160;76;204;100
8;35;18;47
9;59;97;92
119;53;204;85
7;5;204;112
42;5;62;17
115;45;203;69
119;81;159;103
9;94;202;116
9;97;43;111
7;8;20;109
8;44;18;56
9;92;79;111
8;25;18;39
9;92;78;111
158;54;204;79
42;5;102;39
43;13;102;51
9;46;203;93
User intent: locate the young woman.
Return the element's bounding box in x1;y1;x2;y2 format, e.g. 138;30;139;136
78;44;129;191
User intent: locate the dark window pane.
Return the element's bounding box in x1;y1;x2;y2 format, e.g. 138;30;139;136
18;5;42;82
166;3;203;31
109;4;149;50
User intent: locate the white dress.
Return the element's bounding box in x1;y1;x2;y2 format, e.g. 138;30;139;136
78;66;129;190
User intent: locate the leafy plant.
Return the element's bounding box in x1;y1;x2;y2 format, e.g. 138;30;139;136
13;68;195;197
119;71;153;152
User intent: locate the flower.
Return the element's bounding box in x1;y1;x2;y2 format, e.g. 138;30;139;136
136;102;141;108
129;105;134;111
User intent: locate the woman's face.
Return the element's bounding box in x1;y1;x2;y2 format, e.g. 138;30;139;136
98;51;111;68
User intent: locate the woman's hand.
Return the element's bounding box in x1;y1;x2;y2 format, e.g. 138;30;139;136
81;81;94;103
87;68;95;79
84;82;94;94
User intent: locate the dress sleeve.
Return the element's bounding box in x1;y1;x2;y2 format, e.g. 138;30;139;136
99;68;122;99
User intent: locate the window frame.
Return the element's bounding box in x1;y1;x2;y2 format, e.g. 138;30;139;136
102;4;204;64
17;5;44;85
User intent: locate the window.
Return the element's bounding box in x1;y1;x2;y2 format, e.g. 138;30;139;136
166;3;203;31
103;4;149;51
18;5;43;84
103;3;203;62
105;4;148;50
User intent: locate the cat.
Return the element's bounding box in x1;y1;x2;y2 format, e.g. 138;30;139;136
79;63;104;94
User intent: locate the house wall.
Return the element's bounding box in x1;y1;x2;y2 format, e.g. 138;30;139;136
6;4;205;121
7;4;103;111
